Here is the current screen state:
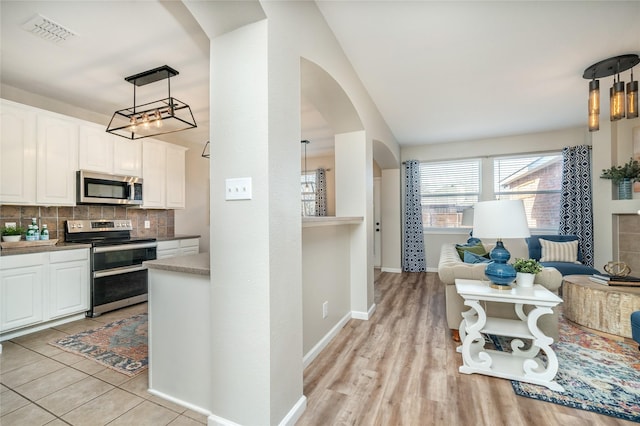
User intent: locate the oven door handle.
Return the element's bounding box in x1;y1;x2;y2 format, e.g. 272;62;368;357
93;242;158;253
94;265;147;279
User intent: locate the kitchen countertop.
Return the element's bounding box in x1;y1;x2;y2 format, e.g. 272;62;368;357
0;241;92;256
144;252;210;276
156;234;201;242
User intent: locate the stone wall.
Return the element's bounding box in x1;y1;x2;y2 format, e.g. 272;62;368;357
619;214;640;275
0;205;174;241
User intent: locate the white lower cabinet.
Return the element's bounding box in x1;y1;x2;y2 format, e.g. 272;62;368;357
0;253;46;332
0;249;89;337
49;250;90;320
156;238;200;259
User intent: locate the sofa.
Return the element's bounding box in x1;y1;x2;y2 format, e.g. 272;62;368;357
526;235;600;276
438;240;563;341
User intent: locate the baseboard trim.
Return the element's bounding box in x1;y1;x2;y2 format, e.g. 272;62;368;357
381;267;402;273
147;388;211;417
1;312;86;342
352;303;376;320
426;266;438;273
303;312;351;368
206;396;307;426
278;395;307;426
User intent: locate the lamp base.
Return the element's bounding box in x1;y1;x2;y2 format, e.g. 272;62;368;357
484;240;516;287
490;282;513;290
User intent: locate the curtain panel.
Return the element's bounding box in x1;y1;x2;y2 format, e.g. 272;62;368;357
315;168;327;216
559;145;594;267
403;160;426;272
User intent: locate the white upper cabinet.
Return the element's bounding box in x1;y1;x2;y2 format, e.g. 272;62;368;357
113;137;142;177
165;143;187;209
36;114;78;206
142;139;167;208
0;100;37;204
78;122;114;174
79;123;142;177
142;139;187;209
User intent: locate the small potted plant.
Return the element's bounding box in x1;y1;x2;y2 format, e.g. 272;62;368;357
600;157;640;200
513;258;543;288
1;225;25;242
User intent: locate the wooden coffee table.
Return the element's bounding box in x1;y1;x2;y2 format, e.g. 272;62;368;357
563;274;640;339
455;279;564;392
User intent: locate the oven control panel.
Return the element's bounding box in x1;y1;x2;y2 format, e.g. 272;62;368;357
66;219;133;233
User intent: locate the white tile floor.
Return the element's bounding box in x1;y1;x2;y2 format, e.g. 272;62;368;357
0;303;207;426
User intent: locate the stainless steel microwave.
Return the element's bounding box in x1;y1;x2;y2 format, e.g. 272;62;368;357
77;170;143;205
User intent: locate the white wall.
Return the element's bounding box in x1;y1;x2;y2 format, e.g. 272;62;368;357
381;168;401;272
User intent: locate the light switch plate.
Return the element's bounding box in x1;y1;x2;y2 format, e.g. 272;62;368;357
225;177;252;200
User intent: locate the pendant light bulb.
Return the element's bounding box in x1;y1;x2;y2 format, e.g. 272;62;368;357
627;68;638;119
129;116;138;132
141;112;150;128
588;79;600;131
612;74;626;121
154;109;163;128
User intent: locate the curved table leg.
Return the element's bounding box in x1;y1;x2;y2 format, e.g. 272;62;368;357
459;299;492;373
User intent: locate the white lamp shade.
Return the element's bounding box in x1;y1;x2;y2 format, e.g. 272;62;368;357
472;200;530;239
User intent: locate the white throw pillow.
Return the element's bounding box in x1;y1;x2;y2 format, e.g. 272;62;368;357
539;238;580;263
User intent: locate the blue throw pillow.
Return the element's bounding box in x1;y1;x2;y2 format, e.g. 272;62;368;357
464;250;491;264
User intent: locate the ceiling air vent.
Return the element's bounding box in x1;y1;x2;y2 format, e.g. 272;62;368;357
21;14;77;43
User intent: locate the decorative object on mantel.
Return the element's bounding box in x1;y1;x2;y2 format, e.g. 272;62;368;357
513;258;542;288
603;260;631;278
471;200;531;289
582;54;639;132
201;140;210;158
600;157;640;200
106;65;197;140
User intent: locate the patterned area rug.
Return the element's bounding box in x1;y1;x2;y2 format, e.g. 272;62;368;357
50;314;148;376
491;316;640;423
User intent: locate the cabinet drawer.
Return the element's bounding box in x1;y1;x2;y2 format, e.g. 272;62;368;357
50;249;89;263
0;253;47;269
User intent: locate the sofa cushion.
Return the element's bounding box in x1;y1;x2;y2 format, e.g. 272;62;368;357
539;238;580;263
463;251;491;264
540;261;599;276
527;235;583;262
455;242;486;260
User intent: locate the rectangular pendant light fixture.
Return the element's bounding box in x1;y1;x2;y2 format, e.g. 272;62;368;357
106;65;197;140
628;69;638;119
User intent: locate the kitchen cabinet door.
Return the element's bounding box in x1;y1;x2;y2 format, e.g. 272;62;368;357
142;139;167;208
0;254;46;332
78;123;114;174
165;143;187;209
0;100;37;204
36;113;78;205
113;138;142;177
48;250;89;319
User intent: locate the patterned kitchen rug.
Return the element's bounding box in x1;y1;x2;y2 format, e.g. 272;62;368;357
490;316;640;423
50;313;148;376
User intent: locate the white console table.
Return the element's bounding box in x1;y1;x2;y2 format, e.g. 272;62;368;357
455;279;564;392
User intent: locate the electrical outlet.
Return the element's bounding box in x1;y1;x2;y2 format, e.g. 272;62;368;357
225;177;252;200
322;301;328;319
144;220;150;229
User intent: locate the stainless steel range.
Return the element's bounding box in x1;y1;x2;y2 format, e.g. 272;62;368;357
65;219;157;317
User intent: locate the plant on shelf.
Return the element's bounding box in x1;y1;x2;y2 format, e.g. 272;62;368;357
1;225;25;242
1;226;25;236
600;157;640;184
513;258;543;274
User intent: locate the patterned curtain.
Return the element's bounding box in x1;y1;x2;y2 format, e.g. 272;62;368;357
403;160;426;272
559;145;594;267
315;168;327;216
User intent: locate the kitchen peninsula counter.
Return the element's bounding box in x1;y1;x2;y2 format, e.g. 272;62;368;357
145;252;212;416
144;252;209;275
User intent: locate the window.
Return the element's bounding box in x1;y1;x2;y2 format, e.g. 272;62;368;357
494;154;562;231
419;160;480;228
301;172;316;216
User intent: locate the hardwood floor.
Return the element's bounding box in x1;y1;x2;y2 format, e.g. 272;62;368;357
296;271;635;426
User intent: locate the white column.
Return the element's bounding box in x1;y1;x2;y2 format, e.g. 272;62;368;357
335;131;375;316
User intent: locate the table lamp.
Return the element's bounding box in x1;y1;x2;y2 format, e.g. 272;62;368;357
472;200;531;289
461;207;481;245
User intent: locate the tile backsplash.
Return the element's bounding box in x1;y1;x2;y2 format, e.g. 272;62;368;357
0;205;174;241
618;214;640;276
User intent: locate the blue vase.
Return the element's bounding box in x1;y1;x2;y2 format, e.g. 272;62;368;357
484;241;516;288
618;179;632;200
